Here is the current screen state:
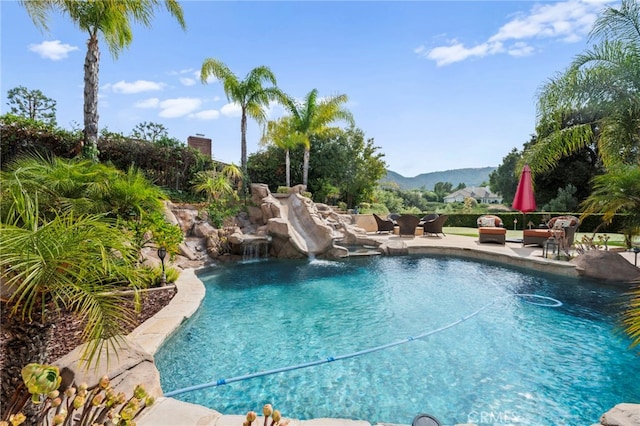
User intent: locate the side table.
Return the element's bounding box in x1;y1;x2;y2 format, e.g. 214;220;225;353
543;238;559;259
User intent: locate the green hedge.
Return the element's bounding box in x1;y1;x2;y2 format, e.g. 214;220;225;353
1;114;80;167
440;212;628;233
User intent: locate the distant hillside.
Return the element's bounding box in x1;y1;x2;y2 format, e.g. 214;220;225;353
381;167;497;191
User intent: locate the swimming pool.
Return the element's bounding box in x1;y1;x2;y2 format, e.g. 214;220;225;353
156;256;639;425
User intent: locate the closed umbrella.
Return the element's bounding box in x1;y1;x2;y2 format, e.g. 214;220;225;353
512;164;536;232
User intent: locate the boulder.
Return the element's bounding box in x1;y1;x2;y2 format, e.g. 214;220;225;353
571;250;640;283
288;184;306;194
597;403;640;426
250;183;271;204
172;208;199;236
161;201;179;226
54;337;162;399
192;221;217;238
247;205;264;225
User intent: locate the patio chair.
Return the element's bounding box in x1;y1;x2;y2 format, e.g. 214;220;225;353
523;215;579;247
548;215;580;246
420;213;439;223
373;213;395;234
422;214;448;237
396;214;421;237
477;214;506;245
412;413;442;426
388;213;401;221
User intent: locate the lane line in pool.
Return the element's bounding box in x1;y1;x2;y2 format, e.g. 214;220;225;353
163;293;562;398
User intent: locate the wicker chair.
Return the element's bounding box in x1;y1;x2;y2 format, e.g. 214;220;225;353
422;214;448;237
396;214;420;237
477;215;506;245
523;215;579;247
373;213;395;234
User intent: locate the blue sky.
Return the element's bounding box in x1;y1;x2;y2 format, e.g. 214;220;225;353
1;0;614;177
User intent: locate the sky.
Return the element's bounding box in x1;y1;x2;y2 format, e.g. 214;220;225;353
0;0;616;177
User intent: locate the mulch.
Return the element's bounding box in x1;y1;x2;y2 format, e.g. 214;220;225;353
46;286;177;362
0;286;177;366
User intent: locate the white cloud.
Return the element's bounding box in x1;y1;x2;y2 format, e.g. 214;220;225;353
196;70;218;84
135;98;160;109
169;68;194;75
422;41;504;67
418;0;612;66
508;42;535;57
220;102;242;117
158;97;202;118
28;40;78;60
180;77;196;86
190;109;220;120
265;101;286;119
108;80;165;94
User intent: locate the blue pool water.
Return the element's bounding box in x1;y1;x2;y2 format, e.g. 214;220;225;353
156;256;640;425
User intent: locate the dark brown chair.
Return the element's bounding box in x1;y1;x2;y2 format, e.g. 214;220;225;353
396;214;420;237
373;213;395;234
420;213;439;223
423;214;448;237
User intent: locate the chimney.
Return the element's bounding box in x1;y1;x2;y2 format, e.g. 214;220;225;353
187;135;212;157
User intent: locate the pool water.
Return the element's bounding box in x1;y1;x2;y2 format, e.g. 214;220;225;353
156;256;640;425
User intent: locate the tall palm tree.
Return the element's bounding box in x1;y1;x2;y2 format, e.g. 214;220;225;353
261;116;306;187
200;59;287;175
282;89;354;187
20;0;186;161
524;0;640;174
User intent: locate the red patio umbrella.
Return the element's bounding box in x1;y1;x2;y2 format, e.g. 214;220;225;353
512;164;536;230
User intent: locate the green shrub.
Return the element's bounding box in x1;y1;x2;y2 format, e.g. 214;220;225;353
1;114;81;168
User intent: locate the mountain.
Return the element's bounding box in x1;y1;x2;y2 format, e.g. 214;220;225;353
381;167;497;191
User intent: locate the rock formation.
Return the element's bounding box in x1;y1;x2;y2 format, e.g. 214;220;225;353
163;184;380;262
571;250;640;283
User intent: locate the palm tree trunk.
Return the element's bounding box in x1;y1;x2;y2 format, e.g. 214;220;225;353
285;149;291;187
240;111;248;175
302;147;310;188
83;35;100;161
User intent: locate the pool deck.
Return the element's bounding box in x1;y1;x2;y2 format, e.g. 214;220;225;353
136;234;639;426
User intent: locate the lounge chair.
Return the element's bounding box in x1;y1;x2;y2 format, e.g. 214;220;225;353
422;214;448;237
412;414;442;426
396;214;420;237
373;213;395;234
477;214;506;245
523;215;579;247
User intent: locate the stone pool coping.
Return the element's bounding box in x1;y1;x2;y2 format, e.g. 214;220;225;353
135;235;639;426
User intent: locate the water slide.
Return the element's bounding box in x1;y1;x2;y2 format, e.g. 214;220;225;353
276;194;334;256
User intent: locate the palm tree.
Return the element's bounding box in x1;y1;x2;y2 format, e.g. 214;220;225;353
580;165;640;248
261;116;306;187
524;0;640;174
0;187;144;415
580;165;640;349
200;59;287;175
20;0;186;160
191;170;236;203
282;89;354;187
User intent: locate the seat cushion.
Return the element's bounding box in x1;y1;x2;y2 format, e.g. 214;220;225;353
523;229;552;238
479;227;507;235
